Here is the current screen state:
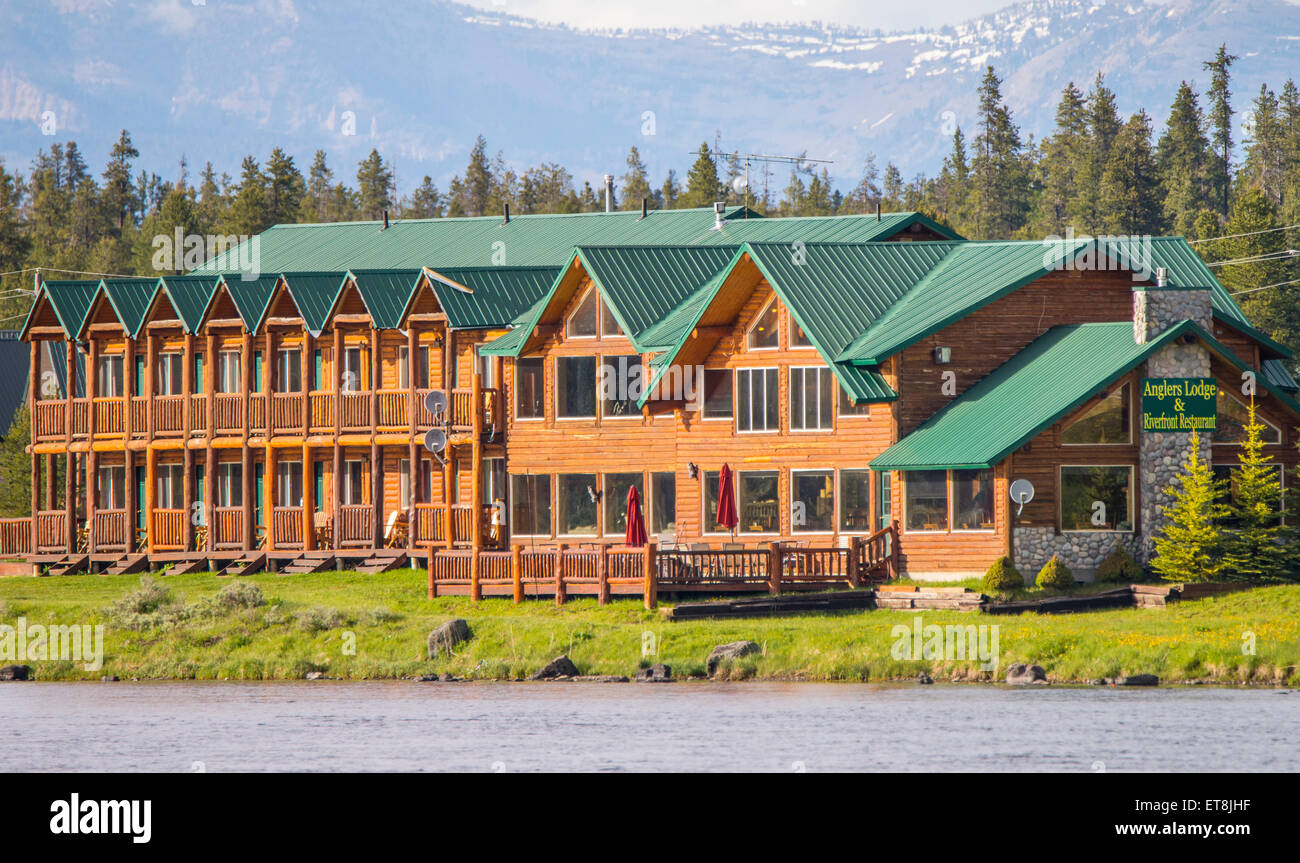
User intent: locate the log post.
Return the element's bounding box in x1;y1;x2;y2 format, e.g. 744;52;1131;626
597;544;609;605
428;549;436;599
145;446;156;551
85;338;97;554
28;341;39;553
406;326;418;552
331;443;342;551
302;443;314;551
643;541;657;610
64;451;75;553
264;444;276;552
241;443;253;551
469;544;481;602
769;540;783;596
470;372;483;550
891;518;901;580
204;443;216;553
847;536;860;588
182;446;194;552
511;544;523;604
442;449;454;550
554;543;566;606
301;332;312;437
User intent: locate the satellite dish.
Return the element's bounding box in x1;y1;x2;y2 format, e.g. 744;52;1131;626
1009;479;1035;517
423;390;448;416
423;428;447;454
731;176;747;195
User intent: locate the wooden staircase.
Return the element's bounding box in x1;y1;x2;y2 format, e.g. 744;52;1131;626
46;555;90;576
219;553;266;577
356;551;407;574
280;554;336;575
165;558;210;576
103;553;148;576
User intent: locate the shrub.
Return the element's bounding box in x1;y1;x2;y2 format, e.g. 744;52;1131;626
213;581;267;611
1096;547;1143;583
1035;555;1074;591
362;607;401;625
295;606;344;632
110;576;173;616
981;556;1024;593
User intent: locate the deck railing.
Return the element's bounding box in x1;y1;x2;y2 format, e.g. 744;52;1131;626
376;390;407;427
249;393;266;432
151;509;185;549
71;400;89;436
213;507;244;549
131;397;148;434
189;395;208;433
414;503;493;546
339;392;369;430
92;509;129;550
34;401;65;441
270;393;303;432
272;506;303;547
0;518;31;555
35;511;67;552
153;396;184;434
213;394;243;433
336;504;374;546
309;392;333;430
93;397;124;435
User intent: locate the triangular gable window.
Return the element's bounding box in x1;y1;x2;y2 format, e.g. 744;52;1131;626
600;297;622;338
746;297;779;350
1216;392;1281;444
566;288;598;338
1062;383;1131;445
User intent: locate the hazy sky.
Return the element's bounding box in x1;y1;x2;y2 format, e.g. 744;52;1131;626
459;0;1079;31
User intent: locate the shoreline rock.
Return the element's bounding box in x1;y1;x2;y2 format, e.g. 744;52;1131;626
634;663;672;682
1005;663;1048;685
706;641;761;677
427;619;471;659
0;665;31;681
529;655;580;680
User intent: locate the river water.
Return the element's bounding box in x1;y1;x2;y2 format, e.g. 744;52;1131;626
2;681;1296;772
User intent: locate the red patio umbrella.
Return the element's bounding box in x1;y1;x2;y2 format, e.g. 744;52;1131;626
625;484;648;547
716;464;739;536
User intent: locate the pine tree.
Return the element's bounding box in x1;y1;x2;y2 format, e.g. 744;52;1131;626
0;404;32;517
681;142;719;209
1241;84;1288;207
841;153;882;215
619;146;652;210
1223;397;1290;582
1099;110;1162;235
356;149;394;220
401;176;442;219
1203;43;1239;218
967;66;1030;238
1152;434;1231;583
1156;81;1211;237
1072;73;1122;232
658;168;680;209
1217;186;1295;348
222;156;270;237
1031;82;1088;236
264;147;304;227
101;129;138;232
299;150;334;223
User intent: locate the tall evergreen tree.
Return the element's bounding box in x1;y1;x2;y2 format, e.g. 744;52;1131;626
1156;81;1211;237
1072;73;1122;232
658;168;680;210
966;66;1030;238
401;176;442;219
101;129;138;232
1152;434;1230;583
222;156;270;237
264;147;304;227
1031;82;1088;236
1099;110;1162;235
1203;43;1239;218
356;149;394;220
681;142;720;209
619;146;652;210
1223;397;1290;582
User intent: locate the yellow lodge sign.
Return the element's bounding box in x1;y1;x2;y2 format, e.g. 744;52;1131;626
1141;378;1217;432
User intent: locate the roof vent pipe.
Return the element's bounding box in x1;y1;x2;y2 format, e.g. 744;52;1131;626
712;201;726;231
875;202;881;222
603;174;614;213
382;209;389;230
502;203;510;225
639;197;648;220
1156;267;1168;287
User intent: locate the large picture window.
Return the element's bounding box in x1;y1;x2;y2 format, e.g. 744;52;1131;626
600;355;641;418
792;470;834;533
1062;384;1131;444
839;469;872;532
510;474;552;537
602;473;641;536
953;469;995;530
905;470;948;532
739;471;779;534
515;358;544;419
736;367;778;432
557;473;598;535
566;290;598;338
790;366;833;431
651;472;676;535
1061;465;1132;531
556;356;597;418
1216;393;1281;444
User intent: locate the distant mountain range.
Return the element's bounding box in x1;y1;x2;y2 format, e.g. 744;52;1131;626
1;0;1298;195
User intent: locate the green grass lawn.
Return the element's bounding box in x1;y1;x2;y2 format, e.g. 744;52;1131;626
0;569;1297;684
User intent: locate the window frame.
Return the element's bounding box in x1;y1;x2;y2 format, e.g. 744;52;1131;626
217;350;241;394
341;459;365;506
97;465;126;510
514;357;545;421
97;354;124;398
735;366;779;434
509;473;553;538
156;463;185;510
951;468;996;533
903;470;950;533
1061;383;1133;446
836;467;874;534
790;468;835;534
1058;464;1135;533
155;352;183;396
736;469;781;535
788;365;834;433
699;368;734;421
216;462;243;508
599;354;642;420
650;471;676;536
565;288;599;340
555;355;598;420
556;472;599;537
745;297;779;351
601;472;643;537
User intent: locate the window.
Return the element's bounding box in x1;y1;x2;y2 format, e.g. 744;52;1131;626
157;464;184;509
475;346;495;388
556;356;597;418
342;347;363;392
651;472;676;535
397;345;431;389
701;369;733;419
217;463;242;507
96;355;124;397
736;367;778;432
341;460;364;505
218;351;241;394
515;358;544;419
1216;393;1281;444
557;473;598;535
399;459;411;510
275;461;303;507
839;469;872;532
703;471;724;534
791;318;813;348
156;353;182;395
193;353;204;393
481;458;506;507
746;298;779;350
1213;464;1284;528
600;355;641;418
1062;383;1131;444
790;367;833;431
877;471;892;530
600;299;621;337
953;469;995;530
510;474;551;536
1060;466;1132;531
276;348;302;393
739;471;779;533
566;289;598;338
837;381;870;417
418;459;434;504
792;470;834;533
97;466;125;510
905;471;948;532
602;473;641;536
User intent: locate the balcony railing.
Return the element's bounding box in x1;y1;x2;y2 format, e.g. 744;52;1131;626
376;390;408;428
71;400;89;436
131;397;147;434
213;506;244;549
154;395;184;434
339;391;369;430
92;509;129;550
414;503;493;546
35;511;67;552
270;393;303;432
190;395;208;434
0;518;31;555
213;394;243;433
309;392;333;430
33;400;65;441
336;504;374;546
272;506;303;548
249;393;266;433
151;509;185;550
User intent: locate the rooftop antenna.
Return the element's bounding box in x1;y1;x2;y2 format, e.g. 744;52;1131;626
695;148;833;217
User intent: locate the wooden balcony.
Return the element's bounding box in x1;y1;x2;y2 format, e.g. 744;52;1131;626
131;397;148;434
0;518;32;555
190;395;208;434
213;394;243;433
270;393;304;433
309;391;333;431
414;503;493;547
151;509;185;550
336;504;374;547
35;511;67;552
92;509;129;551
272;506;303;548
154;396;184;435
249;393;266;433
376;390;408;428
339;391;369;430
71;399;89;436
33;400;65;442
213;507;245;549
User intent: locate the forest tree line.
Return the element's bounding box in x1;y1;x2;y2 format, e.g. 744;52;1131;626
0;44;1297;354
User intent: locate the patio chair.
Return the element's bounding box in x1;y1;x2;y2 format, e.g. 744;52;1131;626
384;510;408;548
313;511;333;547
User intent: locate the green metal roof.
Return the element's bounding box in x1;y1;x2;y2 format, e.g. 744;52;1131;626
223;275;280;332
158;274;222;333
90;278;161;339
279;272;347;333
189;208;955;274
871;320;1300;471
1212;310;1292;359
1263;358;1299;393
26;280;99;340
345;269;421;330
421;266;560;330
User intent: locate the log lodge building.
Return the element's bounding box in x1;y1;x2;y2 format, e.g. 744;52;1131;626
5;204;1298;592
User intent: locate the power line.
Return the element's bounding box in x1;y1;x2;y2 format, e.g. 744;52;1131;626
1205;249;1299;267
1189;223;1300;244
1230;277;1300;296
